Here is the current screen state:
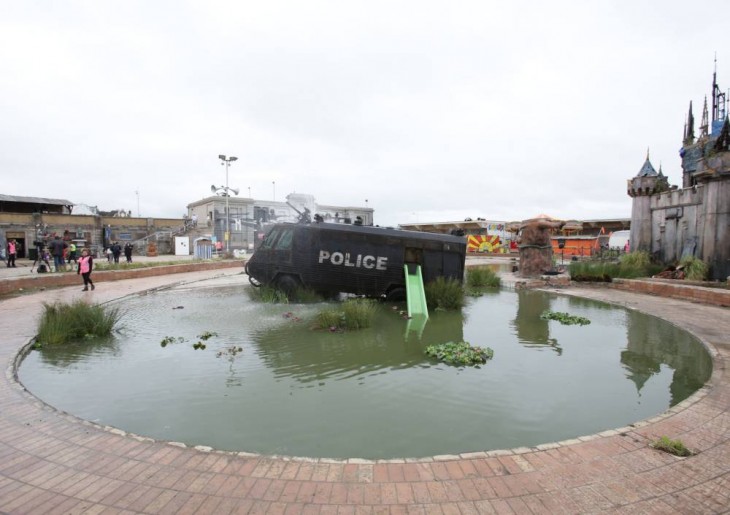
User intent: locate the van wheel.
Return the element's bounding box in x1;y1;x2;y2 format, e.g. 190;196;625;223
385;287;406;302
275;275;300;296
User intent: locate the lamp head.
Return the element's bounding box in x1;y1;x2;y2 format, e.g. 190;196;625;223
230;188;240;195
229;156;238;162
218;154;226;160
211;185;217;193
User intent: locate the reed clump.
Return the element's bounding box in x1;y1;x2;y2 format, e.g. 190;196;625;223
425;277;465;311
35;300;121;346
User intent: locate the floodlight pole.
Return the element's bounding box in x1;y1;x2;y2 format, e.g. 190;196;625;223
218;155;238;252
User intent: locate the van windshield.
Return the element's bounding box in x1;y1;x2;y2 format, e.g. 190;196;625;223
275;229;293;250
261;229;279;249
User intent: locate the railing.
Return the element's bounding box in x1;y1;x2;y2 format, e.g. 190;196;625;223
130;220;198;254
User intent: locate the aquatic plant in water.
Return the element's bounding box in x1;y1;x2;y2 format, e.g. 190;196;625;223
160;336;186;347
466;266;501;288
313;299;377;331
35;300;121;347
424;341;494;367
424;277;465;311
540;311;591;326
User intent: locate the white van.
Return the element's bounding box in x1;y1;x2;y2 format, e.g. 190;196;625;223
608;230;631;251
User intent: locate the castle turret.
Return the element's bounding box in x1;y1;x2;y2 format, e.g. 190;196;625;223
627;150;668;253
631;60;730;280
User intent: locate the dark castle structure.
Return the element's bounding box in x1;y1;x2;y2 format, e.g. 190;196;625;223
628;62;730;281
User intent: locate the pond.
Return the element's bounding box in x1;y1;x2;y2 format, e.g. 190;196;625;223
18;279;712;459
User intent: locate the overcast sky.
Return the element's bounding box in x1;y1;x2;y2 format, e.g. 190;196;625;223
2;1;728;226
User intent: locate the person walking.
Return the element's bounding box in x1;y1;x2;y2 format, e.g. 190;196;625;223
123;242;133;263
77;248;95;291
6;239;17;268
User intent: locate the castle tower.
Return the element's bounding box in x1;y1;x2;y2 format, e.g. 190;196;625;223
627;150;668;253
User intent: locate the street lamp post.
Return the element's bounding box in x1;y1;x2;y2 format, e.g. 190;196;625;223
217;154;238;252
272;181;276;201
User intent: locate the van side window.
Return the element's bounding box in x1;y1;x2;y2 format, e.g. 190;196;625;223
261;229;279;249
275;229;294;250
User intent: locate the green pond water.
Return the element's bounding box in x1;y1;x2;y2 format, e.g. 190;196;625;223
18;279;712;459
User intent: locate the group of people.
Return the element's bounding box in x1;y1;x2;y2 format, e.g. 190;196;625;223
105;242;134;263
25;236;73;273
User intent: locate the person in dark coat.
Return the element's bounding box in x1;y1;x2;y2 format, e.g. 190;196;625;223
111;242;122;264
123;242;133;263
49;236;67;272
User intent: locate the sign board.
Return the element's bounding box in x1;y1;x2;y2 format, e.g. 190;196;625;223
175;236;190;256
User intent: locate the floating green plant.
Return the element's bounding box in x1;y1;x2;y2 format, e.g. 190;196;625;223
216;346;243;359
197;331;218;341
425;341;494;367
540;310;591;326
651;436;692;457
160;336;186;347
192;342;207;350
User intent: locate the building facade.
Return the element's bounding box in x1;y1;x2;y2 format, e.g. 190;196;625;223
186;192;373;250
628;66;730;280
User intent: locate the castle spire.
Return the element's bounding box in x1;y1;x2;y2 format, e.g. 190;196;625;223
636;150;657;177
700;96;710;138
684;101;695;145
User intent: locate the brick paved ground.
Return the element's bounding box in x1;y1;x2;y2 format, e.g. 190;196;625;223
1;267;729;514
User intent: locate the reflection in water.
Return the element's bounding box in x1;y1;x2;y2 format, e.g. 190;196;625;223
511;290;561;354
18;283;713;459
622;310;712;405
251;306;464;384
37;336;120;368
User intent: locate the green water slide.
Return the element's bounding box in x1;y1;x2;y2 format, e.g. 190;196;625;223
404;264;429;320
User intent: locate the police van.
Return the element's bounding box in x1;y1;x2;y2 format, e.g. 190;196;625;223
244;222;466;299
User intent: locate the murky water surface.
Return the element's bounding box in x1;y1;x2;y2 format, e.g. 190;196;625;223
19;280;711;459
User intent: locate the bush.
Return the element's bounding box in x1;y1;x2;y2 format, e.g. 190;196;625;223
569;251;663;281
466;266;501;288
36;300;121;346
425;277;465;311
619;250;651;268
680;256;708;281
568;261;618;282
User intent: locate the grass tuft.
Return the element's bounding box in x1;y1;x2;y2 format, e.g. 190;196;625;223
466;266;501;288
313;299;377;331
651;436;692;457
35;300;121;346
247;286;289;304
425;277;465;311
